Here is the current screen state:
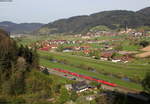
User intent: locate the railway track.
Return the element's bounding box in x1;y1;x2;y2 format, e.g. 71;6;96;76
40;66;140;93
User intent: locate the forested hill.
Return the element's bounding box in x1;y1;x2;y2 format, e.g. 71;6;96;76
0;21;44;34
0;29;10;40
0;29;14;51
0;29;53;103
137;7;150;17
36;7;150;34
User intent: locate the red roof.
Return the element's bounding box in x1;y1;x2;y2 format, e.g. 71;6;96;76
83;50;91;54
39;47;50;51
101;52;113;58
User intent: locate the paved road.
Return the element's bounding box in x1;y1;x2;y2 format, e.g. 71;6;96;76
47;67;89;82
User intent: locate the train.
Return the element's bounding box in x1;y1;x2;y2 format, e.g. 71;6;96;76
52;68;117;87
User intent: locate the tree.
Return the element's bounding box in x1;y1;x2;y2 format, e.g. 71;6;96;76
139;41;149;47
56;45;65;52
54;84;61;93
31;48;39;69
95;95;108;104
16;57;27;72
115;45;123;51
26;71;52;92
58;87;70;104
111;53;117;59
89;50;100;59
142;72;150;94
2;70;26;95
90;25;110;32
17;45;39;69
2;80;13;95
70;91;78;101
11;71;26;95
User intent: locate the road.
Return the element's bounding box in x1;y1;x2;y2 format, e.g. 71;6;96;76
47;67;89;82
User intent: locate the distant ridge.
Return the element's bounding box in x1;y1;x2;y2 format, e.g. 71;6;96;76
36;7;150;35
0;21;44;34
137;7;150;17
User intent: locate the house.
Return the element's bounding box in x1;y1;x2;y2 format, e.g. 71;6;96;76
65;84;73;91
80;46;91;50
49;44;58;49
111;59;121;63
83;50;91;54
39;47;50;51
121;55;132;61
81;36;91;39
86;95;96;101
63;47;74;52
74;46;81;51
72;81;90;93
100;52;113;60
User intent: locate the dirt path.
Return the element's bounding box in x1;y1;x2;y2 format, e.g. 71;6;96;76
136;52;150;58
136;45;150;58
141;45;150;52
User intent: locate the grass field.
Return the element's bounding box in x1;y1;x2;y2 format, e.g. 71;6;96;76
39;51;150;80
38;50;150;90
49;72;73;84
40;57;142;90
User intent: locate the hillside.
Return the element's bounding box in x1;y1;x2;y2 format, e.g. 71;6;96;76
36;7;150;34
0;21;44;34
0;29;52;103
0;29;14;50
0;28;9;39
137;7;150;17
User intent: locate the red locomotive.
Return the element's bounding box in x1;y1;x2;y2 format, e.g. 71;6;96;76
52;68;117;87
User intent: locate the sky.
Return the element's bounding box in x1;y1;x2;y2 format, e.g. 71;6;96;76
0;0;150;24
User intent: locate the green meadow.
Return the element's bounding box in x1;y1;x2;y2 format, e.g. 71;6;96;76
38;51;150;90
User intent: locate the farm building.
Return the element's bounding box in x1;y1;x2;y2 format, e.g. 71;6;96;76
72;81;90;93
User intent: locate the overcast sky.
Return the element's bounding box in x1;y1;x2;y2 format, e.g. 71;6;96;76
0;0;150;23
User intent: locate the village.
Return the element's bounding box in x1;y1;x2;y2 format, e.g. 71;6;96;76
32;28;150;64
4;23;150;104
